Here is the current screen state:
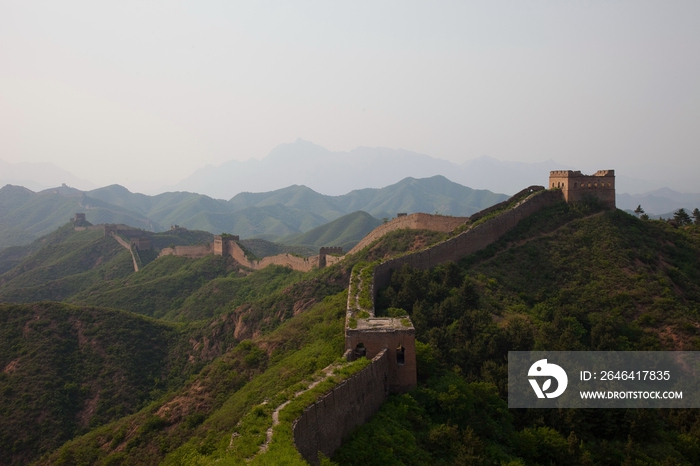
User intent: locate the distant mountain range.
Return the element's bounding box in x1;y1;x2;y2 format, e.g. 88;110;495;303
166;139;571;198
4;140;697;200
0;159;96;192
2;164;698;252
616;188;700;217
167;139;698;198
0;176;508;250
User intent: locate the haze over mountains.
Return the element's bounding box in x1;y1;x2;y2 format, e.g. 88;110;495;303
0;176;508;250
165;139;698;198
2;140;698;243
4;139;697;199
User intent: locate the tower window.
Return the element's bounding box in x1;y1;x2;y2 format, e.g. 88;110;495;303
397;345;405;366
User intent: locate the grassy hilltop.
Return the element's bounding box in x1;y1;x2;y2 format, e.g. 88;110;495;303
1;198;700;465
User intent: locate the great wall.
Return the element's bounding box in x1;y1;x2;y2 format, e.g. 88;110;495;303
72;169;615;464
290;169;615;465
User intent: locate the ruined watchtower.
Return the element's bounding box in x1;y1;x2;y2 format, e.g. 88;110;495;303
213;235;240;256
345;264;417;393
549;170;616;209
318;246;343;268
345;318;416;393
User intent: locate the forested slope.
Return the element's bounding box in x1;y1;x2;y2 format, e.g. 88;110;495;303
3;196;700;465
333;203;700;465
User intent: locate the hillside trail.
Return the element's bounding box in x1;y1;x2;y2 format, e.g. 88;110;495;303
483;211;605;263
245;361;342;461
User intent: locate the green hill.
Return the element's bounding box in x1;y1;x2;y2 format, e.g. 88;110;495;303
32;202;700;466
228;175;508;221
7;192;700;464
0;185;156;250
281;210;382;251
332;204;700;465
1;177;508;250
0;225;135;303
0;224;217;306
0;301;190;465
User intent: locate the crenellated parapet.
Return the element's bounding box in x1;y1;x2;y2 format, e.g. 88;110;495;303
549;169;615;208
318;246;344;268
319;246;343;255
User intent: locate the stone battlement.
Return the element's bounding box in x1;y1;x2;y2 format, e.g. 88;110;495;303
319;246;343;255
159;237;343;273
549;169;616;208
296;186;567;463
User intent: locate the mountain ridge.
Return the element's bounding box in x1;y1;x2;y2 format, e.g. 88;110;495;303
0;176;510;250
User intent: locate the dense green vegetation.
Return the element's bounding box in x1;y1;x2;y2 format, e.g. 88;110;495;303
1;176;507;248
37;291;351;466
0;302;190;465
0;225;222;306
70;255;240;319
4;190;700;465
281;211;382;251
333;203;700;465
0;242;352;465
0;227;134;303
0;184;156;250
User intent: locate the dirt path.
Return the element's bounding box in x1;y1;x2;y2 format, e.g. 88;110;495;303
248;362;341;460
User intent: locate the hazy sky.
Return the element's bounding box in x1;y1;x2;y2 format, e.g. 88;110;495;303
2;1;699;190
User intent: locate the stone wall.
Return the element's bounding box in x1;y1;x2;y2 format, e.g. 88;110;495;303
297;189;562;464
373;190;563;292
324;255;344;267
227;241;251;266
158;244;212;259
468;185;544;223
348;213;470;255
293;349;390;465
110;232;132;250
345;322;416;393
109;232;142;272
258;253;315;272
228;242;317;272
549;170;615;209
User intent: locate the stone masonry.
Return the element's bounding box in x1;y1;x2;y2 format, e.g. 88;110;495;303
293;186;570;464
549;170;616;209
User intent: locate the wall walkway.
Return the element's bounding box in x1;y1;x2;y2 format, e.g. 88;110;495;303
348;213;469;255
110;232;141;272
372;190;563;292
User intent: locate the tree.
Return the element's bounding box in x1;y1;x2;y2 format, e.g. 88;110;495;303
693;208;700;225
634;205;645;217
673;208;693;226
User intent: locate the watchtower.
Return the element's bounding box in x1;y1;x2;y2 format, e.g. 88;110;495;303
549;170;615;209
213;235;240;256
71;213;86;224
345;319;416;393
318;246;343;268
132;237;151;251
